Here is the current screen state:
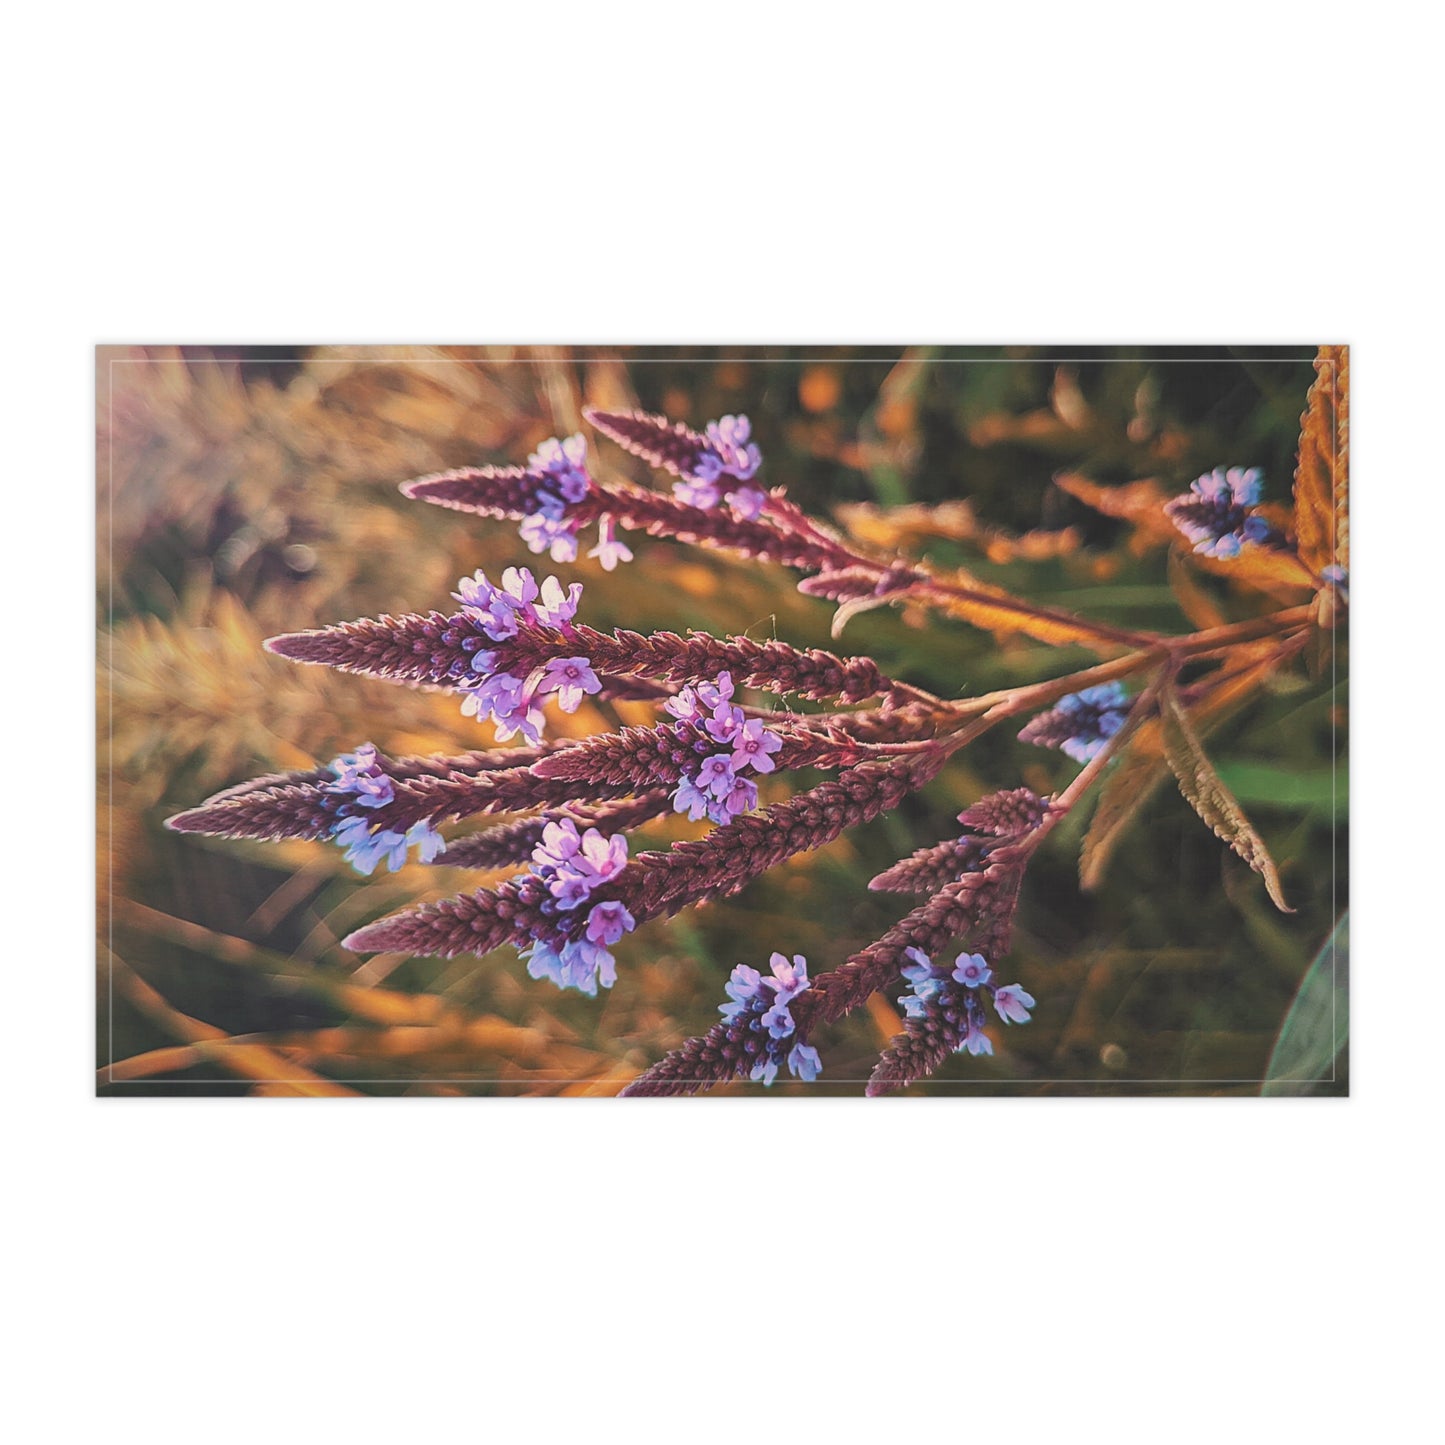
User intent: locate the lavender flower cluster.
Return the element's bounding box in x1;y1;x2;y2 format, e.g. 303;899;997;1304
324;744;446;874
452;567;598;743
664;672;782;824
898;949;1035;1059
517;819;637;995
1018;682;1130;764
718;952;822;1085
1164;466;1281;559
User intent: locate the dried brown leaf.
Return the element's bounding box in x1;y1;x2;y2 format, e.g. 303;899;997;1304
1293;345;1349;575
1158;683;1292;912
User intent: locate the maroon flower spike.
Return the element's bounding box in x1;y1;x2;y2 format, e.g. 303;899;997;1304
584;407;713;479
867;834;994;896
957;786;1047;836
267;611;913;707
866;1011;974;1097
164;743;631;844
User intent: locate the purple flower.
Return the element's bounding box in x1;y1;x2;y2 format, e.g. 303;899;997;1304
454;569;526;641
952;952;993;989
527;434;592;504
672;774;713;822
674;476;723;509
462;671;545;744
961;1020;994;1057
331;817;409;875
405;820;447;864
697;414;762;483
533;818;582;870
750;1056;780;1086
695;752;738;799
532;574;584;628
720;964;764;1020
898;948;947;1018
522;939;566;988
697;672;735;709
761;999;796;1038
992;984;1036;1025
664;685;705;724
575;827;629;884
767;951;810;1000
725;484;767;521
1019;682;1129;765
1164;466;1279;559
713;774;758;821
787;1042;822;1083
587;514;634;571
704;701;746;744
323;743;395;809
549;869;594;910
519;511;581;563
522;937;618;997
730;718;783;774
537;656;602;713
585;899;637;947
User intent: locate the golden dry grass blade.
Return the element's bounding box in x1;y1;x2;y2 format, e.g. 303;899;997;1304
102;950;358;1094
1293;345;1349;574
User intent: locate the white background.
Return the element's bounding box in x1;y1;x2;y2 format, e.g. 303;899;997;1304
5;3;1436;1442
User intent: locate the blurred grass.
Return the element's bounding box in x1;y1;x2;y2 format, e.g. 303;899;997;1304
96;345;1346;1096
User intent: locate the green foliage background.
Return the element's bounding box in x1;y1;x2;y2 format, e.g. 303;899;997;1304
97;345;1346;1096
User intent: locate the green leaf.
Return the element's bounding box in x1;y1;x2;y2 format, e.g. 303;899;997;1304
1263;914;1348;1094
1212;763;1347;820
1159;682;1293;912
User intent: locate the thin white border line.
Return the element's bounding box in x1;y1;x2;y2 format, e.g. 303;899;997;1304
99;350;1346;1093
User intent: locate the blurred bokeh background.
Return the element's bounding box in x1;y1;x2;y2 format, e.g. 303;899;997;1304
96;345;1346;1096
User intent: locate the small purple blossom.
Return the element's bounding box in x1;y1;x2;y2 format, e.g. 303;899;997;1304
724;483;767;521
532;574;584;628
519;511;581;562
331;815;445;875
787;1042;822;1083
585;899;637;947
537;656;602;713
696;752;739;798
575;827;629;884
527;434;591;504
714;775;758;822
694;415;762;484
533;818;582;870
730;718;783;774
1164;466;1279;559
323;743;395;809
588;514;633;571
720;964;764;1020
673;475;723;509
992;984;1036;1025
461;671;545;744
952;952;993;989
1020;682;1130;764
664;685;705;724
704;700;745;744
961;1018;994;1056
696;672;735;709
672;774;713;822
